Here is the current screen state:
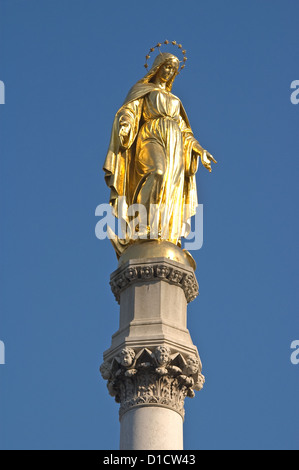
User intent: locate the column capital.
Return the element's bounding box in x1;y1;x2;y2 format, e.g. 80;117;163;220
100;345;205;420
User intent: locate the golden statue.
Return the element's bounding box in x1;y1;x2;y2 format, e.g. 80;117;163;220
103;42;216;264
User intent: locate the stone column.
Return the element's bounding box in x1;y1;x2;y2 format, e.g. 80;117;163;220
100;243;205;450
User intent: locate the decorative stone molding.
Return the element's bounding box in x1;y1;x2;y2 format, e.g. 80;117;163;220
110;259;199;304
100;346;205;419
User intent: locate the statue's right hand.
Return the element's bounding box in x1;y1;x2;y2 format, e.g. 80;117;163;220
119;122;131;137
119;115;131;137
119;118;131;147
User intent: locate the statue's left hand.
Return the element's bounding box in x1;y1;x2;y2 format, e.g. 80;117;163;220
192;142;217;173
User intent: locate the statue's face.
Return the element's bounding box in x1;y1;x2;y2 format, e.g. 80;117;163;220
156;60;177;83
187;356;199;374
120;350;133;367
156;348;169;365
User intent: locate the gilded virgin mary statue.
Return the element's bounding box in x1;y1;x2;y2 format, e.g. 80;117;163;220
103;43;216;263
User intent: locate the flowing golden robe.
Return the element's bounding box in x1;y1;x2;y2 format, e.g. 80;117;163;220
104;57;199;253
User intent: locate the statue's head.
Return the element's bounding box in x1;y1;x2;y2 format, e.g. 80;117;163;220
155;345;171;365
186;355;200;375
144;52;180;92
154;55;179;84
119;347;135;367
152;53;180;74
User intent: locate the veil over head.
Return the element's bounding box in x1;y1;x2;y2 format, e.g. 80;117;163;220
123;53;180;105
142;52;180;89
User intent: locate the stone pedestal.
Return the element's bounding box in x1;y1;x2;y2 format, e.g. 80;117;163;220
100;250;204;450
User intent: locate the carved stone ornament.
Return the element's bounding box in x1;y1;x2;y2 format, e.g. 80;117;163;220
110;260;199;304
100;346;205;419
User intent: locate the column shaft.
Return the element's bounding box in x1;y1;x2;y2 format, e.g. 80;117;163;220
120;407;183;450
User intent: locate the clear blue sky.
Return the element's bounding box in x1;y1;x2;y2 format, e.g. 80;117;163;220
0;0;298;450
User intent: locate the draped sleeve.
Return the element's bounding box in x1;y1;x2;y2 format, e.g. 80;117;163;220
103;98;144;217
178;115;199;177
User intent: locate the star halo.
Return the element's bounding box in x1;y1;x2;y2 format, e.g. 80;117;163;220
144;40;188;74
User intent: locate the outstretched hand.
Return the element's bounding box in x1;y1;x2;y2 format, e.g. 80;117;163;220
192;141;217;173
201;150;217;172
